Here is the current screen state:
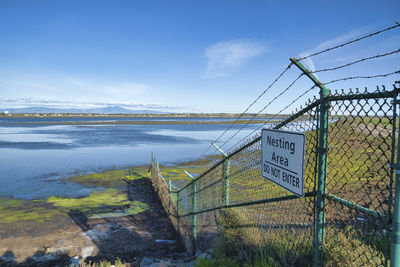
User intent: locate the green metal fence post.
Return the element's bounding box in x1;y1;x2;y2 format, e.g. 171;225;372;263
193;180;197;251
176;189;180;233
168;180;172;192
212;143;230;205
391;84;400;267
225;160;230;206
184;170;197;252
291;57;330;266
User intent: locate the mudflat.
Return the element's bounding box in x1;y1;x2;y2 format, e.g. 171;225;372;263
0;171;185;265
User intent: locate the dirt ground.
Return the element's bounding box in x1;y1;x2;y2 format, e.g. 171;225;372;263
0;178;185;266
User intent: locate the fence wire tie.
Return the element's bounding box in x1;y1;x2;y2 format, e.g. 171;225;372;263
316;147;330;153
313;238;324;246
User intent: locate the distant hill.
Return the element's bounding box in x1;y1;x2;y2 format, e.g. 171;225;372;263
2;106;170;114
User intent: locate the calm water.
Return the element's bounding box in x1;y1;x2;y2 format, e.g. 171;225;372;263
0;117;264;199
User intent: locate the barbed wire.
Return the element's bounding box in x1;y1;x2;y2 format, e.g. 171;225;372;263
218;73;304;150
298;23;400;61
199;23;400;158
323;70;400;86
227;85;318;153
198;63;293;158
311;48;400;73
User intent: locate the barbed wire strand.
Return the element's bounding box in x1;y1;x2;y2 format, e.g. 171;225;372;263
312;48;400;73
298;23;400;61
200;22;400;157
224;70;400;153
323;70;400;86
227;85;318;153
217;74;304;150
198;63;293;158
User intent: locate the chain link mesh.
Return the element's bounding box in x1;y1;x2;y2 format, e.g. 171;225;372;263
323;90;395;266
150;85;399;266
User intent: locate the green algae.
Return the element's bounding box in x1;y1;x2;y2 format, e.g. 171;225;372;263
0;198;62;224
46;188;130;211
0;189;149;224
46;188;149;217
67;166;150;187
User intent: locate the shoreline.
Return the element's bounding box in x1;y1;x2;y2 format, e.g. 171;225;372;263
0;163;193;264
0;113;290;119
2;119;275;126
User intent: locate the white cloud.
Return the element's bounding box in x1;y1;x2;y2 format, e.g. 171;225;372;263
204;39;268;78
299;27;370;76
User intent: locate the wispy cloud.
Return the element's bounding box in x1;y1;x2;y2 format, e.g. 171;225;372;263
299;27;370;75
203;39;268;78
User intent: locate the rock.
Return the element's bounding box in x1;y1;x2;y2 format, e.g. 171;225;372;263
46;247;70;256
138;258;175;267
140;257;158;266
195;250;203;257
158;260;172;267
69;255;83;266
0;251;15;263
81;246;94;258
184;260;195;267
197;253;208;259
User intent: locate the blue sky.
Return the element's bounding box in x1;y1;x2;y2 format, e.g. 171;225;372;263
0;0;399;113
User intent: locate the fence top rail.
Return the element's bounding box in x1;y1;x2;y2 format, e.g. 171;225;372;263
177;86;400;193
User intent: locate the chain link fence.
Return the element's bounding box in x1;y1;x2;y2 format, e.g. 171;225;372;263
150;84;400;266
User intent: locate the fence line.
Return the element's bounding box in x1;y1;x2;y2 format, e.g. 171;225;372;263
150;81;400;266
149;23;400;266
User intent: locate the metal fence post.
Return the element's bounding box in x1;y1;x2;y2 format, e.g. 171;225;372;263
168;180;172;192
314;86;330;267
391;85;400;267
212;143;230;205
193;180;197;251
225;160;230;206
184;170;197;252
291;57;330;266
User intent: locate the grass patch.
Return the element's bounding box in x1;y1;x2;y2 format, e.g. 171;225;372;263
360;116;391;126
78;258;126;267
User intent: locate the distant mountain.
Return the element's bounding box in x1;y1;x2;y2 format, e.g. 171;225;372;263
2;106;170;114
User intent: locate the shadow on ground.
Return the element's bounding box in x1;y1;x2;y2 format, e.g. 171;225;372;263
69;177;185;264
0;250;70;267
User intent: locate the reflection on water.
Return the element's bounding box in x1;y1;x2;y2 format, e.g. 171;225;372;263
0;126;75;144
0;117;262;199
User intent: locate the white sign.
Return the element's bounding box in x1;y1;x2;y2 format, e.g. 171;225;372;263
261;129;305;197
